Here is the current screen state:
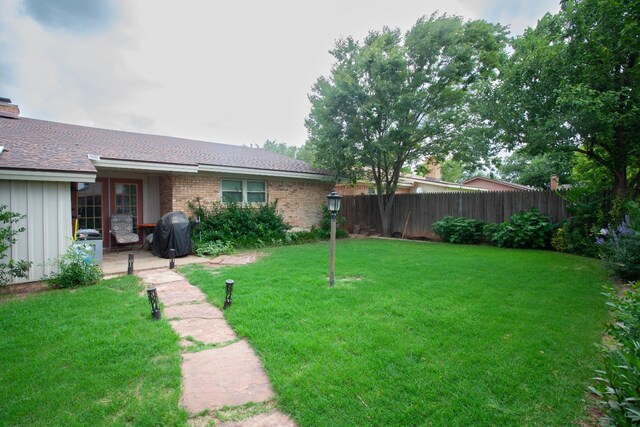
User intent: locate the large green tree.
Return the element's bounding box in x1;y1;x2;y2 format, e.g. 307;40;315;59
495;0;640;197
261;140;314;163
499;150;574;189
306;15;508;235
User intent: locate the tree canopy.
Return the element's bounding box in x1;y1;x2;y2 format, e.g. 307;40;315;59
306;14;508;235
494;0;640;197
261;140;313;163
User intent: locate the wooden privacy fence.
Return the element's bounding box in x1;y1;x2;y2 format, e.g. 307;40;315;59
340;190;569;237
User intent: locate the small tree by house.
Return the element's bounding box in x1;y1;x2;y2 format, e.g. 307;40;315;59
0;205;31;286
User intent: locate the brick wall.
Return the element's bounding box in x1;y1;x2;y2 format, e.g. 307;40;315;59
159;175;173;215
268;180;334;229
159;174;332;229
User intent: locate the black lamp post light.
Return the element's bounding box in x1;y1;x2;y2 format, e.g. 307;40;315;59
146;287;161;320
326;188;342;287
224;279;234;309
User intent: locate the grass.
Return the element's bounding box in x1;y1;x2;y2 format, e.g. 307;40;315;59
0;276;188;426
181;238;611;426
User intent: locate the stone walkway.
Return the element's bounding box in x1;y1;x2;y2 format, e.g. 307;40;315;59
136;258;296;426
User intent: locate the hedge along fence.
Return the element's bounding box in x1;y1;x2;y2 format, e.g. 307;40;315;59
340;190;569;237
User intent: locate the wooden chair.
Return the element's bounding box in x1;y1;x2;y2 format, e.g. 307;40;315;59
109;214;140;252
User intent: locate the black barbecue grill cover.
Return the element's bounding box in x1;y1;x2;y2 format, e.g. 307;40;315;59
152;211;193;258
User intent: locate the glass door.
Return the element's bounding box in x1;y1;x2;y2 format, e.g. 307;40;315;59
76;182;103;234
112;180;142;232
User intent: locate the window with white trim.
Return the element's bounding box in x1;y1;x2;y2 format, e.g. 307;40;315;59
221;179;266;204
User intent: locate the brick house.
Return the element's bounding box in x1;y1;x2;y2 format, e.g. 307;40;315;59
0;99;332;282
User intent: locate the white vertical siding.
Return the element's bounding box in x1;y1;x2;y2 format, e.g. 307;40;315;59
0;181;72;283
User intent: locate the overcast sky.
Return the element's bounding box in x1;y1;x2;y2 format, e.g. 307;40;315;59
0;0;560;147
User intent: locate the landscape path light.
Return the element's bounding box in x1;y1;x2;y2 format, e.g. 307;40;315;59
127;253;134;275
146;287;161;320
326;188;342;287
169;248;176;269
224;279;234;309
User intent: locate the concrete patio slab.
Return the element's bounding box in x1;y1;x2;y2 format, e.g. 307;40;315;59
181;340;275;414
136;269;185;284
103;250;210;275
210;253;263;265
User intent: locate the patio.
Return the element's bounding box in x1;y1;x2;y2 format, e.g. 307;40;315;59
102;249;210;276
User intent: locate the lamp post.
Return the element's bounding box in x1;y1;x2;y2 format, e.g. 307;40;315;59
326;188;342;287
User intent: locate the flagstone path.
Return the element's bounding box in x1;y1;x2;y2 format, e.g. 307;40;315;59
137;255;296;426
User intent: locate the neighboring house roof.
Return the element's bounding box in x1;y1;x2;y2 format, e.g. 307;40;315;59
462;176;533;191
399;174;487;192
0;116;329;180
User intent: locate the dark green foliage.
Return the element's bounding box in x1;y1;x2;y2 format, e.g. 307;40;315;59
432;216;485;244
189;199;291;249
45;243;103;288
319;205;349;239
486;208;553;249
0;205;31;286
194;240;235;257
590;284;640;426
494;0;640;197
598;217;640;282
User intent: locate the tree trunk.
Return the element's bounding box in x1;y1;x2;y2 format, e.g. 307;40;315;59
612;125;628;197
376;192;396;236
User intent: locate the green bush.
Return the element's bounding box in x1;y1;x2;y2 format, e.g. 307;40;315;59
194;240;235;257
46;243;103;288
319;205;349;239
432;216;485;244
598;216;640;282
590;283;640;426
189;199;291;249
0;205;31;286
486;208;553;249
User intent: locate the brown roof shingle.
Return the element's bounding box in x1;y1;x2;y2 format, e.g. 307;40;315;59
0;117;328;177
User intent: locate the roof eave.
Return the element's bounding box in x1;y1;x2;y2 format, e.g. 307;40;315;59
0;168;96;182
197;164;331;181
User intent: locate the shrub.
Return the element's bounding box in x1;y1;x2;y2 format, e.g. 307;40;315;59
432;216;485;244
487;208;553;249
0;205;32;286
194;240;235;258
590;283;640;426
598;216;640;282
189;200;293;249
550;227;568;252
46;243;103;288
319;205;349;239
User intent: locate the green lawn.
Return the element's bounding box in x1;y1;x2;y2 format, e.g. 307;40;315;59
181;239;610;427
0;276;188;426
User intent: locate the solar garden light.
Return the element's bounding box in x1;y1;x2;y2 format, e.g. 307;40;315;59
224;279;234;309
326;188;342;287
127;253;134;275
146;287;161;320
169;248;176;269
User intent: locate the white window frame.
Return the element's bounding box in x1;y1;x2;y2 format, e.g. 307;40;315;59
221;179;267;204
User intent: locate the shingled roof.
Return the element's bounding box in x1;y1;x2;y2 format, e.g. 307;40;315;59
0;116;329;178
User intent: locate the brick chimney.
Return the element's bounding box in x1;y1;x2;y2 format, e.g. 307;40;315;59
0;97;20;119
550;175;559;191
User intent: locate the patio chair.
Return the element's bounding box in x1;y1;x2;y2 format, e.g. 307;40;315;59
109;214;140;252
